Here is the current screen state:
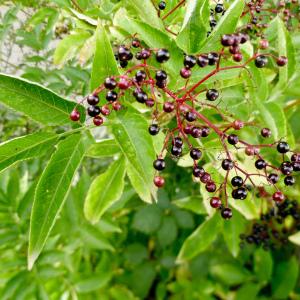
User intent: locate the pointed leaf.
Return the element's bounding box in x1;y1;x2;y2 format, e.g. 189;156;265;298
288;231;300;246
28;133;93;269
84;157;126;223
86;138;120;158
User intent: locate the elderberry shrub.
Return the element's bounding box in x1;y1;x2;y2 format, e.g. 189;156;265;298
70;13;297;220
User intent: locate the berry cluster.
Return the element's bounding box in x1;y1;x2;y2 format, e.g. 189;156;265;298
70;3;297;220
240;200;300;250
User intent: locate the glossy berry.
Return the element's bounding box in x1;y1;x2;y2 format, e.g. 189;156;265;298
156;49;170;63
120;60;128;68
222;159;234;170
118;78;130;90
221;207;233;219
207;52;219;65
156;80;167;88
261;128;271;138
193;166;205;177
201;127;210;137
118;46;132;61
135;70;146;82
221;34;235;47
184;55;197;69
200;172;211;183
233;53;243;62
163;102;175;113
154;176;165;188
87;94;99;105
104;77;117;90
145;98;155;107
229;45;240;54
280;161;293;175
70;109;80;121
180;67;191;79
206;89;219;101
131;38;140;48
171;146;182;157
245;146;259;156
197;55;209;67
158;1;166;10
255;55;268;68
255;159;267;170
155;70;167;81
276;56;288;66
93;115;103;126
293;162;300;172
101;105;110;116
268;173;279;184
273;191;285;203
140;48;151;59
87;105;100;117
233;120;244;130
190;148;202;160
185;111;197;122
239;33;249;44
215;3;224;13
191;127;202;138
173;137;183;148
277;141;290;153
284;176;295;186
106;90;118;102
206;181;217;193
148;124;160;135
291;153;300;162
134;90;148;103
232;187;247;200
210;197;222;208
153;158;166;171
227;134;239;145
259;39;269;49
231;176;243;187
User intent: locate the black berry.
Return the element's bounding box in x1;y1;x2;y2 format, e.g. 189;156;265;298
184;55;197;69
222;159;234;170
206;89;219;101
87;105;101;117
277;142;290;153
106;90;118;102
255;55;268;68
156;49;170;63
153;159;166;171
148;124;160;135
190;148;202;160
231;176;243;187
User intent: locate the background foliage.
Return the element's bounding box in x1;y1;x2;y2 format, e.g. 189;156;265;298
0;0;300;299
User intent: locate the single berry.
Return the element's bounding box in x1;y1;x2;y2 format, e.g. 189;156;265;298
200;172;211;183
173;137;183;148
153;158;166;171
190;148;202;160
118;46;132;61
221;34;235;47
185;111;197;122
118;78;130;90
163;102;175;113
193;166;205;177
180;67;191;79
104;77;117;90
101;105;110;116
227;134;239;145
156;80;167;88
135;70;147;82
233;120;244;130
268;173;279;184
184;124;193;135
229;45;240;54
112;101;122;111
255;55;268;68
158;1;166;10
280;161;293;175
87;94;99;105
273;191;285;203
233;187;248;200
277;141;290;153
239;33;249;44
276;56;288;66
284;175;295;186
221;207;233;219
197;55;209;67
154;176;165;187
207;52;219;65
141;48;151;59
222;159;234;170
184;55;197;69
155;70;167;81
206;89;219;101
133;89;148;103
231;176;243;187
293;162;300;172
171;146;182;157
206;181;217;193
191;126;202;138
210;197;222;208
93;115;103;126
259;39;269;49
120;60;128;68
131;38;140;48
145;98;155;107
156;49;170;63
291;153;300;162
106;90;118;102
70;109;80;121
261;128;272;138
149;124;160;135
255;159;267;170
87;105;100;117
233;53;243;62
201;127;210;137
215;3;224;13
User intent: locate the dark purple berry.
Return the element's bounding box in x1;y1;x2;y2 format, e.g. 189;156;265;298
227;134;239;145
158;1;166;10
184;55;197;69
180;67;191;78
221;207;233;219
135;70;146;82
210;197;222;208
231;176;243;187
153;159;166;171
185;111;197;122
106;90;118;102
173;137;183;148
284;176;295;186
222;159;234;170
277;56;288;66
255;159;267;170
87;105;101;117
197;55;209;67
87;94;99;105
201;127;210;137
280;161;293;175
190;148;202;160
268;173;279;184
221;34;235;46
215;3;224;13
155;70;167;81
206;89;219;101
255;55;268;68
133;89;148;103
208;52;219;65
261;128;272;138
191;126;202;138
156;49;170;63
277;142;290;153
206;181;217;193
171;146;182;157
163;102;175;113
149;124;160;135
104;77;117;89
193;166;205;177
93;115;103;126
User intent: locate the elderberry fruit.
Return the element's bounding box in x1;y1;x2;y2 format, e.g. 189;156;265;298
200;172;211;183
206;89;219;101
210;197;222;208
215;3;224;13
120;60;128;68
206;181;217;192
141;48;151;59
221;207;233;219
277;141;290;153
261;128;271;138
163;102;175;113
180;67;191;79
153;158;166;171
145;98;155;108
255;55;268;68
131;38;140;48
135;70;146;82
222;159;234;170
233;53;243;62
156;80;167;88
101;105;110;116
227;134;239;145
156;49;170;63
173;137;183;147
191;126;202;138
93;115;103;126
291;153;300;162
280;161;293;175
154;176;165;187
268;173;279;184
133;89;148;103
185;111;197;122
158;1;166;10
148;124;160;135
190;148;202;160
255;159;266;170
106;90;118;102
171;146;182;157
231;176;243;187
193;166;205;177
201;127;210;137
232;187;248;200
293;162;300;172
87;94;99;105
87;105;100;117
221;34;235;47
118;46;132;61
273;191;285;203
104;77;117;90
284;175;295;186
197;55;209;67
207;52;219;65
70;109;80;121
118;78;130;90
155;70;167;81
229;45;240;54
184;55;197;69
112;101;122;111
276;56;288;66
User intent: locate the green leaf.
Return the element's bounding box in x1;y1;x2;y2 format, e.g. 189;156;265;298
125;0;164;30
177;213;222;262
28;133;93;269
75;273;112;293
0;132;58;173
176;0;210;54
272;256;299;299
112;109;156;203
222;210;246;257
199;0;245;52
0;73;85;125
84;158;126;223
254;248;273;284
288;231;300;246
90;24;119;91
172;196;207;214
234;283;260;300
53;31;91;65
86;139;120;158
157;216;178;247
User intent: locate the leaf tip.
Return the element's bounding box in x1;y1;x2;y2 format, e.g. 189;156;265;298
27;251;39;270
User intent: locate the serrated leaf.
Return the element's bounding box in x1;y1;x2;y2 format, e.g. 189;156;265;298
177;213;222;262
90;24;119;91
112;109;156;203
86;138;120;158
84;158;126;223
28;133;93;269
0;73;85;125
176;0;210;53
0;132;58;173
199;0;245;52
